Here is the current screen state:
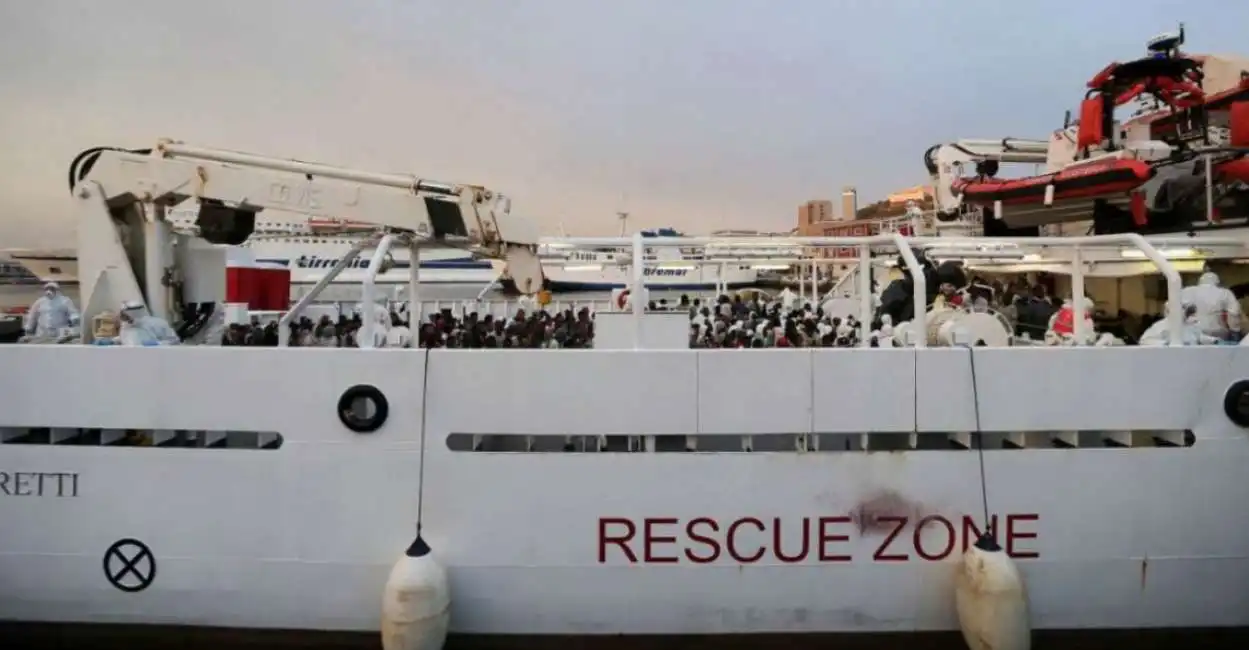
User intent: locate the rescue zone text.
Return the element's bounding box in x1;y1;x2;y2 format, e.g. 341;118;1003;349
598;514;1039;564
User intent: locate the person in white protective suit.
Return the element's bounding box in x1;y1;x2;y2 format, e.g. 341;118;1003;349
361;302;390;347
24;282;79;338
777;288;798;311
117;300;181;346
385;312;411;348
1179;271;1242;342
1138;301;1215;346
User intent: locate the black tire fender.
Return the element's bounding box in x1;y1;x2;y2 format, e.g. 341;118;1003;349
1222;380;1249;428
337;384;389;433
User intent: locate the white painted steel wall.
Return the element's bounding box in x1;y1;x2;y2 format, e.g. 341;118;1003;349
0;346;1247;635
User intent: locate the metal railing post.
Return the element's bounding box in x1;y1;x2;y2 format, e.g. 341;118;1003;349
1122;233;1184;346
857;244;872;346
1071;246;1087;344
631;231;645;349
359;234;395;349
890;234;926;349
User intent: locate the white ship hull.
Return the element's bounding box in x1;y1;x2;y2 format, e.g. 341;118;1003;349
2;346;1248;638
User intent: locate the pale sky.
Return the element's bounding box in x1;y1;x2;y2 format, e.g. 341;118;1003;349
1;0;1245;247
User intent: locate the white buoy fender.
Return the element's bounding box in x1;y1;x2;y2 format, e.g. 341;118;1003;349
381;536;451;650
954;534;1031;650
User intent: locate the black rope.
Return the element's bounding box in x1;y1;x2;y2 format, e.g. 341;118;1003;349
415;350;432;535
967;345;991;533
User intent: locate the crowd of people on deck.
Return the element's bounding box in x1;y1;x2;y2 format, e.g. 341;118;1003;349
238;303;597;349
12;267;1245;348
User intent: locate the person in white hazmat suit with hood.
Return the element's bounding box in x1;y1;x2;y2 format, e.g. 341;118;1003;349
1179;271;1241;342
1138;300;1215;346
24;282;79;339
117;300;181;346
385;312;412;348
356;302;390;347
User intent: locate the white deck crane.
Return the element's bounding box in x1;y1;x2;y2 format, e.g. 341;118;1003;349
68;140;544;342
923;138;1052;221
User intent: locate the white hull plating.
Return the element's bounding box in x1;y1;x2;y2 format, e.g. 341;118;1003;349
2;347;1249;637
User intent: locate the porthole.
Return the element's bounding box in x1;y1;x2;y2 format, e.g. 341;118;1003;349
337;384;389;433
1222;380;1249;428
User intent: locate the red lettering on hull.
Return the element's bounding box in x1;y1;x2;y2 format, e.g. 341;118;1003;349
597;514;1040;564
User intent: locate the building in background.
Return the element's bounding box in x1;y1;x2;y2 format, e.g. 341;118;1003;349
793;185;929;273
840;187;858;224
796;199;834;236
886;185;932;206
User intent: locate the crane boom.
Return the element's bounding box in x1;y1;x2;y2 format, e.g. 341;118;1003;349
68;140;545;331
924;139;1051;217
76;140;541;251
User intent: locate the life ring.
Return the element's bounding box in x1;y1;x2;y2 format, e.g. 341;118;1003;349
1222;380;1249;428
337;384;390;433
616;289;631;310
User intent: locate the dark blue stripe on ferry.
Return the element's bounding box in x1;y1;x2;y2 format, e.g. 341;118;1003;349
257;258;493;270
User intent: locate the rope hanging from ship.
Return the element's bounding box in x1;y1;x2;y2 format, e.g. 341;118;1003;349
377;348;451;650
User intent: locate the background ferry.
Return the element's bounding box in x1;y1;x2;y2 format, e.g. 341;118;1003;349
2;214;499;289
524;227;762;292
218;215;498;287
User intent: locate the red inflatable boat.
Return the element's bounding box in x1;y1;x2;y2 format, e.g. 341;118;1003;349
952;157;1155;207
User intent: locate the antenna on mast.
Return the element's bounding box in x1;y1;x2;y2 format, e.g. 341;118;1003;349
616;191;630;237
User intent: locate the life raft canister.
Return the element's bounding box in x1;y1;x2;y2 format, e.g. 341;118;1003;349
1052;305;1075;336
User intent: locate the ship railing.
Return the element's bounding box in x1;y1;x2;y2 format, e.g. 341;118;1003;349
273;231;1245;348
274;296;728;328
551;233;1246;348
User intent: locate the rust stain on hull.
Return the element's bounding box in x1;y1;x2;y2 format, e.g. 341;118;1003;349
848;490;926;535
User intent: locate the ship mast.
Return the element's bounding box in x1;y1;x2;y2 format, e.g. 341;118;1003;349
617;190;629;236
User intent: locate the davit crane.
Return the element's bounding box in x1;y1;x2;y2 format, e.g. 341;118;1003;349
924;25;1249;237
67;140;546;340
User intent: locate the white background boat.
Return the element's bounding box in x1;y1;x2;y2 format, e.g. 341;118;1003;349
536;228;759;291
244;236;497;286
3;215;499;288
